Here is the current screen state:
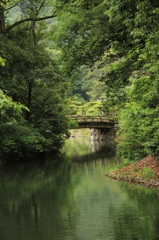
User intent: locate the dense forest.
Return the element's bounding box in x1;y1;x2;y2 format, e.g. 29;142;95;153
0;0;70;160
1;0;159;161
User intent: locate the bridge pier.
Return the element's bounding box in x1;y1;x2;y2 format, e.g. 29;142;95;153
90;128;116;141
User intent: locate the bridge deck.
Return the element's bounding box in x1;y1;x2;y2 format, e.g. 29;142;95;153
70;115;117;129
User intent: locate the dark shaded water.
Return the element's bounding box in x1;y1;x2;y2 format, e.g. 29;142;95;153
0;138;159;240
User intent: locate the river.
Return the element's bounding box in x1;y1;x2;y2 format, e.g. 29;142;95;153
0;136;159;240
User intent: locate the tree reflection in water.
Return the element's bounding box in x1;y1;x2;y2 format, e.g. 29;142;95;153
0;139;158;240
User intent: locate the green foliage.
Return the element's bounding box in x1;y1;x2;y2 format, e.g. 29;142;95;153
117;81;159;160
69;99;104;117
0;90;28;122
0;57;5;66
68;93;87;116
54;0;110;74
55;0;159;161
0;0;70;161
0;123;46;160
80;101;103;116
68;120;79;129
2;0;159;161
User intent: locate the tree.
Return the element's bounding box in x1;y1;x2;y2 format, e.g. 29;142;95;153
0;0;70;161
54;0;159;160
0;0;56;34
53;0;111;74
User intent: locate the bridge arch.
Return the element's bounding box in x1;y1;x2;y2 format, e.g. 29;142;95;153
70;115;118;141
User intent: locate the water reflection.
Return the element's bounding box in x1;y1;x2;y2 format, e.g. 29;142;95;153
64;138;116;162
0;158;77;240
0;139;159;240
71;160;159;240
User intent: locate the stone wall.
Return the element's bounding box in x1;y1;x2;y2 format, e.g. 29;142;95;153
90;128;116;141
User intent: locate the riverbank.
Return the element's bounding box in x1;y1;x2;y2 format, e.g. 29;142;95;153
106;155;159;188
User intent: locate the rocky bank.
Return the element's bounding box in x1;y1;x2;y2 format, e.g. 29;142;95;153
106;155;159;188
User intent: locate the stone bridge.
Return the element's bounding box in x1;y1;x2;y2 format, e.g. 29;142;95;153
70;115;118;141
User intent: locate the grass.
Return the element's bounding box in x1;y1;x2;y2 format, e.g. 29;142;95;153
136;167;157;179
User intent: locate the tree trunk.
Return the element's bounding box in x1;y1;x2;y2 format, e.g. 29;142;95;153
26;80;33;121
0;7;5;34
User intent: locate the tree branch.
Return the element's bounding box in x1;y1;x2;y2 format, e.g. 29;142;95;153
5;14;56;33
35;0;46;16
3;3;18;12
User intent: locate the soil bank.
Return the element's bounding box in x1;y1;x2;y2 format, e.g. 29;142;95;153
106;155;159;188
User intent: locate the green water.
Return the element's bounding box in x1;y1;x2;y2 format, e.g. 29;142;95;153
0;138;159;240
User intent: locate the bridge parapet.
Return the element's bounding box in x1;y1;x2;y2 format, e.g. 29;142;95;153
70;115;117;123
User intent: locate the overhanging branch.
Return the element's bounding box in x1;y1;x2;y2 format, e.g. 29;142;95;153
5;14;56;33
2;4;18;12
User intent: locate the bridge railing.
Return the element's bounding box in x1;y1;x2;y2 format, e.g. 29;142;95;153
70;115;117;123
